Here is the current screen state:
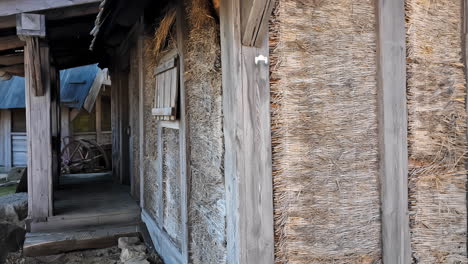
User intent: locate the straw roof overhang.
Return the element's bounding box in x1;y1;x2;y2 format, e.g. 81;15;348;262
89;0;170;68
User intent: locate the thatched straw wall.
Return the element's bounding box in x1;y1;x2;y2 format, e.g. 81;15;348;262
269;0;381;263
142;36;161;221
184;0;226;262
162;127;182;247
406;1;467;262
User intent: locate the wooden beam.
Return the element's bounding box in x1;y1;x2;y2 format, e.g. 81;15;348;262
0;3;99;30
0;53;24;66
0;35;24;51
376;0;411;263
221;0;274;263
83;69;105;112
0;0;101;17
241;0;274;47
0;64;25;76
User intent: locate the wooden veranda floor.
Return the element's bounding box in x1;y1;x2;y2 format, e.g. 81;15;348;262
29;173;140;232
24;173;141;256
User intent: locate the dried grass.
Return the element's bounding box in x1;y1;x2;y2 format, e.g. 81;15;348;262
270;0;381;263
406;0;468;262
146;7;177;72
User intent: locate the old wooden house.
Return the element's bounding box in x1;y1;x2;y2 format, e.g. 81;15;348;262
0;64;110;170
0;0;466;263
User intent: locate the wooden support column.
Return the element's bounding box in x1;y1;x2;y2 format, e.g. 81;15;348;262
95;94;102;144
0;109;12;169
220;0;274;263
18;13;57;221
376;1;411;263
24;40;54;220
60;106;71;148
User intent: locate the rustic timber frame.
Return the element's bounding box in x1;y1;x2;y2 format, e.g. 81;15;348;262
141;4;191;262
220;0;275;263
376;0;411;262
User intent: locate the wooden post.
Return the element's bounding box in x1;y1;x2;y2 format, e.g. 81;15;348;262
137;26;146;209
376;1;411;263
3;109;12;169
18;13;58;221
0;109;12;169
176;3;191;263
220;0;274;263
60;106;71;148
24;39;54;220
95;94;102;144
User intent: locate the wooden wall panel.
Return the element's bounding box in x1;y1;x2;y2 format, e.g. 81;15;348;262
220;0;274;262
376;0;411;262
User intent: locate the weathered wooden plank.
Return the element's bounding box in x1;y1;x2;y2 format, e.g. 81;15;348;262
169;67;178;120
0;3;99;30
0;64;25;76
110;69;121;182
83;69;105;112
155;57;176;75
12;133;27;167
119;72;130;185
175;1;190;262
16;13;46;38
375;0;411;263
220;0;244;262
221;0;275;262
0;0;101;17
23;225;140;257
3;110;12;169
95;95;102;144
138;35;147;208
138;29;146;208
0;54;24;66
142;210;184;264
60;107;71;148
0;35;24;51
25;40;53;219
0;110;6;167
151;107;175;116
240;0;274;47
240;38;274;264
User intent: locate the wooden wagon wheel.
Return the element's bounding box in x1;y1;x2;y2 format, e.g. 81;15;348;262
61;138;110;174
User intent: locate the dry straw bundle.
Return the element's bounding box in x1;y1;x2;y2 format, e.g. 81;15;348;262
406;0;467;262
270;0;381;263
146;7;177;72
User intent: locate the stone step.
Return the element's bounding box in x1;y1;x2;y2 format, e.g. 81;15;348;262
23;224;141;257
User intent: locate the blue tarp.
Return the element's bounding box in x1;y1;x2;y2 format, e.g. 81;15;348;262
0;64;99;109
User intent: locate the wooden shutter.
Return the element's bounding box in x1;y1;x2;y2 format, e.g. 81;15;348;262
152;51;179;121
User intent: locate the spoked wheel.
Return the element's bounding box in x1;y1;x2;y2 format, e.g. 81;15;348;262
61;138;110;174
